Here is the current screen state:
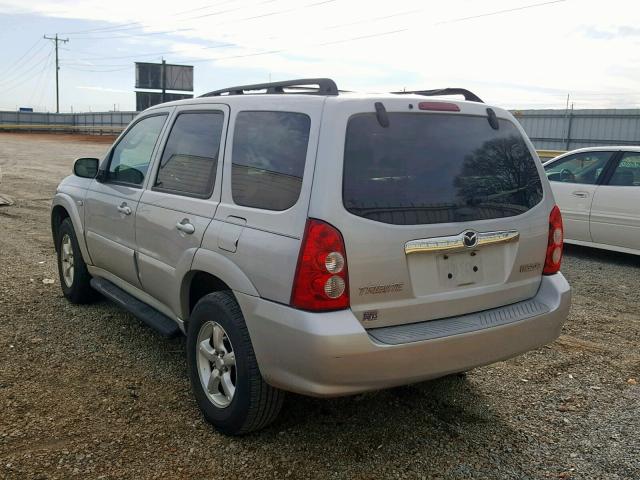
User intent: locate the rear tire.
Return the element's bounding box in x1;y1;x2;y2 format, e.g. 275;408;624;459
187;291;284;435
56;218;95;304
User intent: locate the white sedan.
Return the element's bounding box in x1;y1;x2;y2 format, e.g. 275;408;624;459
543;147;640;255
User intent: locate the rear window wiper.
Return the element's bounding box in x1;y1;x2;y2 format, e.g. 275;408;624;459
486;108;499;130
375;102;390;128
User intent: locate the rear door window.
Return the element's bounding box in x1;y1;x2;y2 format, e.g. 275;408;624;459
154;111;224;197
343;113;543;225
231;111;310;211
607;152;640;186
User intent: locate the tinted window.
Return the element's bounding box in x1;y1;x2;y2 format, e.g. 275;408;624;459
108;115;166;185
231;111;310;211
343;113;543;225
155;112;224;197
608;152;640;186
544;151;612;185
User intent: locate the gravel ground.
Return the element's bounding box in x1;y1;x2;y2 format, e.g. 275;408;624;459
0;132;638;480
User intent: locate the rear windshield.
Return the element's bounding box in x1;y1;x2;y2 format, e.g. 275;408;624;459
343;113;543;225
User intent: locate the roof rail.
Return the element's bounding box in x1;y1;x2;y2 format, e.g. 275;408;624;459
200;78;339;97
391;88;484;103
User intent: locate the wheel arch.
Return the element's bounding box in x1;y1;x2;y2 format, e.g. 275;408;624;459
181;249;260;322
51;204;70;252
183;270;232;316
51;194;92;264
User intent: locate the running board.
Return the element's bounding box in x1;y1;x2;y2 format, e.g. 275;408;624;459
90;278;180;338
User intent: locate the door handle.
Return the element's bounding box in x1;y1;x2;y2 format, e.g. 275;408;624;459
117;202;132;215
571;191;588;198
176;218;195;235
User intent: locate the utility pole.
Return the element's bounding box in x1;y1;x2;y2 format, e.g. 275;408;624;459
565;103;574;151
43;34;69;113
161;59;166;103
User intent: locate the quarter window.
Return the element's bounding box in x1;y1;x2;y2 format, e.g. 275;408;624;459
608;152;640;186
544;152;612;185
231;111;310;211
155;112;224;197
108;114;167;185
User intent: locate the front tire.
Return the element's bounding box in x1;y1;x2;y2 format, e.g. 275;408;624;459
187;291;284;435
56;218;95;304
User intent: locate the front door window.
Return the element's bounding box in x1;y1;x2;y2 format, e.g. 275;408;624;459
107;114;167;186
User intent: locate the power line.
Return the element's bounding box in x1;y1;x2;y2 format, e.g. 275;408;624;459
29;50;55;106
56;0;236;34
325;9;421;30
67;27;195;41
0;41;50;87
35;59;55;111
3;0;571;105
1;54;53;101
61;0;325;41
169;2;271;23
156;0;568;69
170;0;568;64
65;65;132;72
59;0;567;68
1;38;43;76
61;41;237;62
57;0;271;37
158;26;410;66
62;62;134;67
59;21;142;36
0;50;54;91
174;1;248;16
435;0;567;25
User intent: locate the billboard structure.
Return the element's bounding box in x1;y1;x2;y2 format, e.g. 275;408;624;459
135;61;194;110
136;92;193;111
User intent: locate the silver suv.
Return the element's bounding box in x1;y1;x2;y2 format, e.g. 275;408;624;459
51;78;571;435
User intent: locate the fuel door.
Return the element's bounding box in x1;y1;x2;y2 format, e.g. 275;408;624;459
218;216;246;253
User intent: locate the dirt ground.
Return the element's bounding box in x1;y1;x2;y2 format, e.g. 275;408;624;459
0;132;638;480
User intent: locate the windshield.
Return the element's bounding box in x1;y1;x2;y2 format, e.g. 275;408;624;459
342;112;543;225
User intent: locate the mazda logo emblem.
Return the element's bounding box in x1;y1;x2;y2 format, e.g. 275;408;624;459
463;231;478;248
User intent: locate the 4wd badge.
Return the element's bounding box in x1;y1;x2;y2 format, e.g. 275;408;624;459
362;310;378;322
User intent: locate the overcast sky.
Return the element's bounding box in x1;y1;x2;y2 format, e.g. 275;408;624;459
0;0;638;112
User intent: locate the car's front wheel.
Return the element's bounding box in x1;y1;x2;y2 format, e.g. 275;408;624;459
56;218;95;303
187;291;284;435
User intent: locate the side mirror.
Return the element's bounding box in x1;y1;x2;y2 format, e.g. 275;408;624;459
73;158;99;178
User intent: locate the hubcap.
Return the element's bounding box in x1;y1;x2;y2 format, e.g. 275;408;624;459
196;321;236;408
60;234;74;288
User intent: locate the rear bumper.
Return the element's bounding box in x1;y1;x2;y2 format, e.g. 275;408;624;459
237;274;571;397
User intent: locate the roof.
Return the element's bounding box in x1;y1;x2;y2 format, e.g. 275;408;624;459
146;78;500;112
543;146;640;165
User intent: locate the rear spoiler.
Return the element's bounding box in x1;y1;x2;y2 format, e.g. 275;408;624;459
391;88;484;103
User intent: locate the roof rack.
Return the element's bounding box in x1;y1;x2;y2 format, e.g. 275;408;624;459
200;78;339;97
391;88;484;103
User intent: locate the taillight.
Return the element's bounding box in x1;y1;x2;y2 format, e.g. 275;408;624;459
543;205;563;275
291;219;349;311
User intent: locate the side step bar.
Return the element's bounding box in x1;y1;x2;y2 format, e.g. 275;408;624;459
90;278;180;338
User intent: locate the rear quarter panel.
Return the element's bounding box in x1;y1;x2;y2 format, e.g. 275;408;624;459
203;95;325;304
